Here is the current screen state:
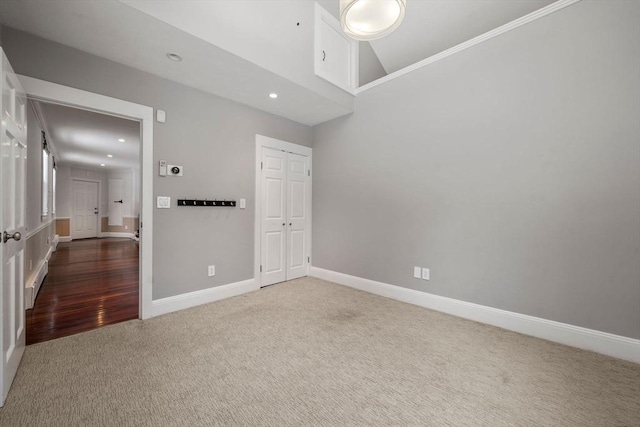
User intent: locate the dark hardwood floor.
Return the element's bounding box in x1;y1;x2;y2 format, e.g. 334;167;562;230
26;238;139;345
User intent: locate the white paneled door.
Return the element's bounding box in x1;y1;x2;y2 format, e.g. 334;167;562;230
0;50;27;406
260;146;310;287
286;153;309;281
72;180;98;239
108;178;123;226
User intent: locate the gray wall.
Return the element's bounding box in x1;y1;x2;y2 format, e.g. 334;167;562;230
2;27;312;300
312;0;640;339
359;41;387;87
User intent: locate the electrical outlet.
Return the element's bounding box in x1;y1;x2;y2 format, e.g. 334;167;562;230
208;265;216;277
422;268;430;281
413;266;421;279
125;225;128;230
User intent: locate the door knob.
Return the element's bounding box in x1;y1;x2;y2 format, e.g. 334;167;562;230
3;231;21;243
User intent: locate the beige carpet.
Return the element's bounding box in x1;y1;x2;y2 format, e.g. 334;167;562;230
0;277;638;426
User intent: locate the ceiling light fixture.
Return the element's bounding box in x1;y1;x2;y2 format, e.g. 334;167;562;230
269;93;278;99
100;163;106;167
118;138;125;142
107;154;113;158
166;52;183;62
340;0;406;41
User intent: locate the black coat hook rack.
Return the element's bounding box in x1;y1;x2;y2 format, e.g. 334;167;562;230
177;199;236;207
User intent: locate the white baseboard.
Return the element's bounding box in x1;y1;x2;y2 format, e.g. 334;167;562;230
310;267;640;363
58;236;72;243
101;232;136;239
25;259;48;310
151;279;258;317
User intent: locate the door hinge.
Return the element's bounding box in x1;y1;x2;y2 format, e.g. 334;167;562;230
261;162;263;170
308;256;310;263
308;170;311;176
260;265;262;272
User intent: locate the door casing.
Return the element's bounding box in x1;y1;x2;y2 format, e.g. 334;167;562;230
19;75;154;320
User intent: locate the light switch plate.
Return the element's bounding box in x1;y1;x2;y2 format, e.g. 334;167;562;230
157;196;171;209
422;268;430;281
239;198;246;209
156;109;166;123
208;265;216;277
159;160;167;176
413;266;421;279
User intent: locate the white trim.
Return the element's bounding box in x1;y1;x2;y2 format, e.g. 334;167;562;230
101;232;137;240
58;236;72;243
20;74;154;320
25;217;54;239
151;279;258;317
24;244;53;310
356;0;582;94
254;135;312;287
309;267;640;363
52;234;59;249
24;260;47;310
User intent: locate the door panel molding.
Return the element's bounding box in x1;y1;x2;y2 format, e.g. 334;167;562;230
255;135;312;287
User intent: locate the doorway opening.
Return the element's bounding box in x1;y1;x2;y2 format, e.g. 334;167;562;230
25;99;142;344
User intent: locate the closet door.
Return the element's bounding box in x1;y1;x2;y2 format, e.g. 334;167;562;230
260;147;287;286
286;153;309;280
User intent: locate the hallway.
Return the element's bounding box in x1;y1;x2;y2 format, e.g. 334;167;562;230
26;238;139;345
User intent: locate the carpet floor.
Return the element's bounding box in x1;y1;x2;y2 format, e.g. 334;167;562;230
0;277;638;426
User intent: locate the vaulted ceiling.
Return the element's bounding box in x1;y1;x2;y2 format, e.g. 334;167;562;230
2;0;560;172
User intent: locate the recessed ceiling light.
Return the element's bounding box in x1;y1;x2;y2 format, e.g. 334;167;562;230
118;138;125;142
167;53;183;62
100;163;106;167
269;93;278;99
107;154;113;158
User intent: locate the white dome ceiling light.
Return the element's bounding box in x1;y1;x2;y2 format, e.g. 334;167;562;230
340;0;406;41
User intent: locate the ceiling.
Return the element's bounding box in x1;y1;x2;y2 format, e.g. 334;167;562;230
2;0;558;126
368;0;556;74
32;101;140;170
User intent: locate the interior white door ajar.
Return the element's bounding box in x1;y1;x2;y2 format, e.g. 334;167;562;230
73;180;98;239
261;147;287;286
0;49;27;406
260;144;311;287
286;153;309;281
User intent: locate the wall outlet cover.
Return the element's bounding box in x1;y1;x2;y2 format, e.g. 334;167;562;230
422;268;430;280
208;265;216;277
413;266;421;279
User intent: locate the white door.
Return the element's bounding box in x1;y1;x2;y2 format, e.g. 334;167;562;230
108;178;123;226
286;153;309;280
72;180;98;239
261;148;287;286
0;49;27;406
260;146;310;287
